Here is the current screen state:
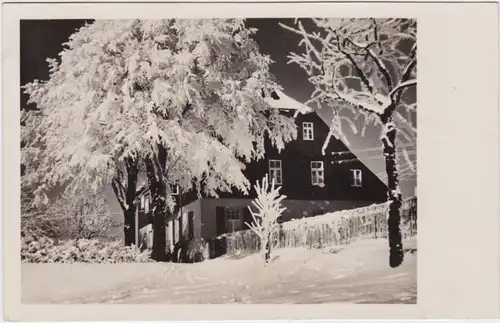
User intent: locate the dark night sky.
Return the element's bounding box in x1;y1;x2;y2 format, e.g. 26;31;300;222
20;19;416;198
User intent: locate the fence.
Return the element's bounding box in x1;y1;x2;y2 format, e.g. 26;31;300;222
209;197;417;257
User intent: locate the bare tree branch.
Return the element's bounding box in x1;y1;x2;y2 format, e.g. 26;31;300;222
334;32;376;96
111;178;127;212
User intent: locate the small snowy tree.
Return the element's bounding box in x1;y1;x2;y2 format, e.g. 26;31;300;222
22;19;297;261
21;183;60;239
245;175;287;263
47;192;115;240
281;18;416;267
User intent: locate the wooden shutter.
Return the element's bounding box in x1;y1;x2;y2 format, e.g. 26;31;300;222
243;205;253;230
188;211;194;240
171;220;176;243
215;206;227;235
178;216;182;240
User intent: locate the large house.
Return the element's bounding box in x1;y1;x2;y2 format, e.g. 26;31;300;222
136;90;387;250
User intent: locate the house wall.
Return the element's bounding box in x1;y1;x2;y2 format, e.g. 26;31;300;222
215;111;387;203
199;197;380;239
105;112;387;246
166;198;202;247
200;198;253;240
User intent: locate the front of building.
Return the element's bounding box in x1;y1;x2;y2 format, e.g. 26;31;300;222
135;90;387;252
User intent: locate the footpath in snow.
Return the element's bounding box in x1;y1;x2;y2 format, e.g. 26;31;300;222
22;237;417;304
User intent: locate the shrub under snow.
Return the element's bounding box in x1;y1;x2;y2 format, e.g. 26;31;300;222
187;237;209;263
21;233;153;264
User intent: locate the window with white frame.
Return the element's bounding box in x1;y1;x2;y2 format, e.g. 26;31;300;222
351;169;363;187
302;122;314;140
226;208;241;232
311;161;324;186
269;159;283;185
170;184;179;195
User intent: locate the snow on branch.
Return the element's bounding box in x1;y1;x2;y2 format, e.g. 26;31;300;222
22;19;297;214
389;79;417;100
282;18;417;176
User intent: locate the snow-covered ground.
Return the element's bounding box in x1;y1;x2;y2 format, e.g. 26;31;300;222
22;237;416;304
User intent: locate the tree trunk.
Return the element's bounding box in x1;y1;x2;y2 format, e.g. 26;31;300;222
381;120;404;268
124;157;139;246
111;157;139;247
265;231;271;263
151;192;168;261
123;207;136;246
145;152;168;262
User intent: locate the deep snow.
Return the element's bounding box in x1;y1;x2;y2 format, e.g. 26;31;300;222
22;237;416;304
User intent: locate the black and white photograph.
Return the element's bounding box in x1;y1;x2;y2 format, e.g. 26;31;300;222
19;17;418;305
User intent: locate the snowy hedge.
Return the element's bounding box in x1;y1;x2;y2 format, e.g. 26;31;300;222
21;234;153;263
219;197;417;255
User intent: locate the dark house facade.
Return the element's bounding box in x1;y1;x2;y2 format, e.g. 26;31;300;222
137;91;387;250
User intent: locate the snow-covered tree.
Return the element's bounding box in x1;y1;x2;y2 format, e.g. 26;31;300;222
22;19;297;261
245;175;287;263
21;183;60;240
21;92;145;246
281;18;416;268
47;191;115;240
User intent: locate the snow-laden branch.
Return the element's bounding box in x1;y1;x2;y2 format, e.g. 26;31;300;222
326;89;385;116
321;130;334;156
389;79;416;100
401;148;416;173
395;111;416;134
111;178;128;211
346;38;393;91
333;32;377;99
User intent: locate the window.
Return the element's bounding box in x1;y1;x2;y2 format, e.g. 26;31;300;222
302;122;314;140
311;161;325;186
170;184;179;195
140;196;145;210
351;169;362;187
269;159;283;185
226;208;241;233
144;197;150;213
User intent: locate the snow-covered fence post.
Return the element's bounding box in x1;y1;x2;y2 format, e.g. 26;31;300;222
281;18;416;268
245;175;287;264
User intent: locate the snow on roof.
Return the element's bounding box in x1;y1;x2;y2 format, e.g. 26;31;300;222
265;89;314;115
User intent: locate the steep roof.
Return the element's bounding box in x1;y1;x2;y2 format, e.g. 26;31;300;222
265;89;313;116
266;89;386;182
268;89;416;197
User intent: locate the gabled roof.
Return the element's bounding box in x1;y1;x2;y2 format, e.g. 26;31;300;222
266;89;381;179
265;89;314;117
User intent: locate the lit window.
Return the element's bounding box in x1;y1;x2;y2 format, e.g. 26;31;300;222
303;122;314;140
351;169;362;187
140;196;145;209
227;208;241;232
144;197;150;213
170;184;179;195
311;161;324;186
268;160;283;185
